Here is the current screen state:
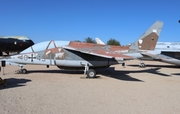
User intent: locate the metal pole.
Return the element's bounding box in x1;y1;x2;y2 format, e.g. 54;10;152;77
1;61;6;75
2;67;4;75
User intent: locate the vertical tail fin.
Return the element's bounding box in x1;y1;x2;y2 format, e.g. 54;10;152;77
95;38;105;45
129;21;164;52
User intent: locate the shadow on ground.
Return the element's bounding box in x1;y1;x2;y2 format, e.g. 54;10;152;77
27;67;170;82
128;64;180;68
171;73;180;76
28;70;83;74
0;78;31;90
96;67;170;82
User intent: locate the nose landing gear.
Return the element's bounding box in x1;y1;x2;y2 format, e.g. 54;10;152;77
16;65;28;74
139;61;146;68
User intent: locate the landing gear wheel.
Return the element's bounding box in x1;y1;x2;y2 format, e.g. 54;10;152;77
22;69;27;74
16;69;27;74
139;63;146;68
87;69;96;78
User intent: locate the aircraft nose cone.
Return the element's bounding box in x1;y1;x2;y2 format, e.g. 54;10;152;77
28;40;34;46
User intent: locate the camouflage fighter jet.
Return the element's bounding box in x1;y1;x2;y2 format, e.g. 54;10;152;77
1;21;163;78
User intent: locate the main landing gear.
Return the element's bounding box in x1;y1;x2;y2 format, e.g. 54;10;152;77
139;61;146;68
84;63;97;78
16;65;28;74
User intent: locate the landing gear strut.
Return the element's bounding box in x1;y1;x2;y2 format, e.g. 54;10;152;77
16;65;28;74
83;63;97;78
139;61;146;68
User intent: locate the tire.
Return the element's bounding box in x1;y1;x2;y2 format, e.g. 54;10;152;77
140;63;146;68
22;69;27;74
87;69;96;78
142;63;146;67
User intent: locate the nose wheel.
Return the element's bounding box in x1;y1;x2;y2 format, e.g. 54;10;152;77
16;65;28;74
139;61;146;68
16;69;28;74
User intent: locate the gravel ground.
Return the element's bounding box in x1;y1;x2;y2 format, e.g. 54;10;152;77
0;60;180;114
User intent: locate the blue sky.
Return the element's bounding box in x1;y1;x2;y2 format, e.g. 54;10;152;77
0;0;180;45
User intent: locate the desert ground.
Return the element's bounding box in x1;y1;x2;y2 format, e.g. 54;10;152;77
0;60;180;114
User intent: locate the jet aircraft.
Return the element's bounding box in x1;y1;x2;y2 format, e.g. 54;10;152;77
1;21;163;78
0;36;34;56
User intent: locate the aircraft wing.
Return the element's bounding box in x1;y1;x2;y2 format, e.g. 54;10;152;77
63;43;133;61
157;50;180;52
141;52;177;61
